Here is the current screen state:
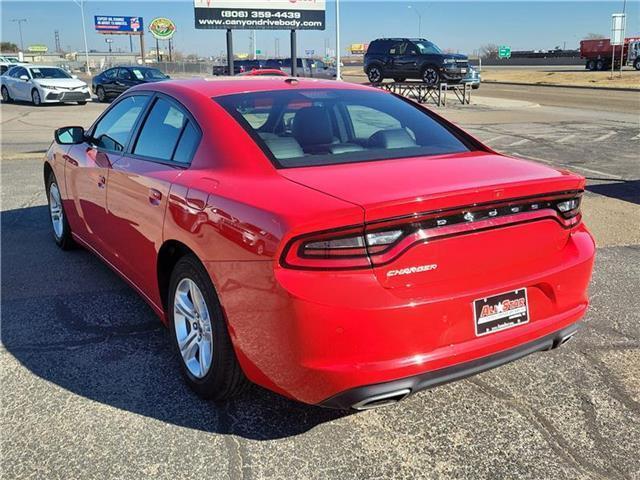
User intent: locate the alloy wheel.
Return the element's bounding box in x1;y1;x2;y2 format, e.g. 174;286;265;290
49;181;64;240
32;89;41;106
173;278;213;378
423;68;439;86
97;87;105;102
1;86;9;102
368;67;382;83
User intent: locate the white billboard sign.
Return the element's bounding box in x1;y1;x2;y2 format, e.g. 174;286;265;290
194;0;326;30
611;13;626;46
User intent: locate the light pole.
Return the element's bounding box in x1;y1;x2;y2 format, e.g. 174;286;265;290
407;5;423;38
105;37;113;67
12;19;27;52
72;0;91;75
335;0;341;80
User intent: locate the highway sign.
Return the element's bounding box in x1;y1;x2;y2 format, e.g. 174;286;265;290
498;45;511;59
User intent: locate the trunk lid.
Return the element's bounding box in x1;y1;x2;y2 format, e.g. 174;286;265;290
280;151;584;291
280;152;583;222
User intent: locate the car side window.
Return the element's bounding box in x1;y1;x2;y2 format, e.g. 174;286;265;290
13;67;28;78
92;95;149;152
389;42;403;55
172;121;200;164
133;97;189;162
103;68;117;79
117;68;132;80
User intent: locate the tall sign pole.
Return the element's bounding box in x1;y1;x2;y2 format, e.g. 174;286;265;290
73;0;91;74
226;29;234;75
291;30;297;76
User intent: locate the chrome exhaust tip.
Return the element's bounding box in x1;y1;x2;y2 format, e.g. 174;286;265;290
351;388;411;411
558;332;576;346
551;331;576;349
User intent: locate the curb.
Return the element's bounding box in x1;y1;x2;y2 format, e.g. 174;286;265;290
483;80;640;93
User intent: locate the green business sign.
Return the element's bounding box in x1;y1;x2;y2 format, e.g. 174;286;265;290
255;49;262;55
149;17;176;40
498;45;511;59
27;44;48;53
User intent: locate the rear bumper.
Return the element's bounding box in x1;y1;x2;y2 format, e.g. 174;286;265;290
213;223;595;406
321;323;579;409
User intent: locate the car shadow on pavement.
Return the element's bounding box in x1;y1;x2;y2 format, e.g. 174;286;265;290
586;179;640;205
1;205;350;441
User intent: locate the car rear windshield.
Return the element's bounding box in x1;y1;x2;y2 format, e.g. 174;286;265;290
215;89;472;168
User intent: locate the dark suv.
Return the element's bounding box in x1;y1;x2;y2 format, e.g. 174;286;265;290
364;38;469;85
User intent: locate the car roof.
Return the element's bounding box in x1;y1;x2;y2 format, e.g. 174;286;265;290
25;65;64;69
132;77;374;99
372;38;428;42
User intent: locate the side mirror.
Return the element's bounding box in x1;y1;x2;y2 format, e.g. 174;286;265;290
55;126;85;145
20;75;29;81
71;74;78;79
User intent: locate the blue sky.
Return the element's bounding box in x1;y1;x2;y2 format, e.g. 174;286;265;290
1;1;638;57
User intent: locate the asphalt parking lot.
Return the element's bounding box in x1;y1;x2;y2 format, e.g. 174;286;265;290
1;83;639;479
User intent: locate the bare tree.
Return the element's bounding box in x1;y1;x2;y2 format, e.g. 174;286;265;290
479;43;499;59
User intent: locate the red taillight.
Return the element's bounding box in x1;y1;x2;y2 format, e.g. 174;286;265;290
281;226;406;270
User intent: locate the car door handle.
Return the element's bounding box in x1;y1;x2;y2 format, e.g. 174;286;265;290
63;154;78;166
97;175;106;188
149;188;162;205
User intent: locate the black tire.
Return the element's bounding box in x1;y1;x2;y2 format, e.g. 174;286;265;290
596;59;605;71
168;254;249;401
421;66;440;86
96;86;107;103
587;60;596;71
46;171;75;250
77;101;87;105
1;85;12;103
634;59;640;71
393;77;406;83
366;65;384;83
472;84;480;90
31;88;42;106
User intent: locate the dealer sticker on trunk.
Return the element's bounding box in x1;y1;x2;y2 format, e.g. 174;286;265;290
473;289;529;336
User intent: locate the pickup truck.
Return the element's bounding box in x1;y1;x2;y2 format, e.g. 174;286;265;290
364;38;469;86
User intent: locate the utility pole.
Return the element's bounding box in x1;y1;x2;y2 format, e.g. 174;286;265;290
54;30;62;53
252;30;257;59
72;0;91;74
335;0;341;79
407;5;423;37
12;19;27;52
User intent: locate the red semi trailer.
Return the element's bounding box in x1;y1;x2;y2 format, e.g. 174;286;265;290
580;37;640;71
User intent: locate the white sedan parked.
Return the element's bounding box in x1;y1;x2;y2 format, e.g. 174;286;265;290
0;65;90;105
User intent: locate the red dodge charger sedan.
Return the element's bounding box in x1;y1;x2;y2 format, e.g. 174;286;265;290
45;78;595;410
